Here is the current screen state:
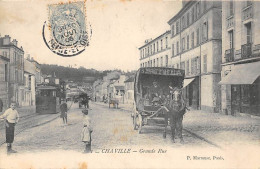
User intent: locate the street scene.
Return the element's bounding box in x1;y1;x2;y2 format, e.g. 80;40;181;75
0;0;260;168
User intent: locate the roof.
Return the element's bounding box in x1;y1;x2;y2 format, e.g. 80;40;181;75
115;86;124;90
124;77;134;83
139;30;171;49
167;1;196;25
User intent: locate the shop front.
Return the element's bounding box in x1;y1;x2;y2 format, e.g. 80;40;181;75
220;62;260;116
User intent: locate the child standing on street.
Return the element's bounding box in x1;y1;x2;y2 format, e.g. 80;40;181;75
0;102;19;154
81;109;93;153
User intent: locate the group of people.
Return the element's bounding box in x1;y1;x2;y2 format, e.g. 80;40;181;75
60;98;93;153
0;97;93;154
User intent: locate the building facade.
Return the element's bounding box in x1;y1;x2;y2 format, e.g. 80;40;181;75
139;31;171;68
0;55;9;110
22;58;36;106
167;1;222;112
220;1;260;116
0;35;24;106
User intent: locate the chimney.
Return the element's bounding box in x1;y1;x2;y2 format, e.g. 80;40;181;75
12;39;18;46
3;35;11;45
31;57;34;61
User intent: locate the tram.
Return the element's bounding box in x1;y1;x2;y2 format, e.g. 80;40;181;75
36;85;60;114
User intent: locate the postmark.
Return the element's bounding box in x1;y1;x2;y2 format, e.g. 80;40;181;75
42;1;90;57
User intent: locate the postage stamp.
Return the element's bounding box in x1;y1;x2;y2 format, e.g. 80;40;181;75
42;1;89;57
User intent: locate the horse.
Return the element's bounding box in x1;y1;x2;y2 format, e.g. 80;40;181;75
163;86;187;143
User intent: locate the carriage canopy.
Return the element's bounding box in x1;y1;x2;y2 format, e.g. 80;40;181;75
134;67;185;105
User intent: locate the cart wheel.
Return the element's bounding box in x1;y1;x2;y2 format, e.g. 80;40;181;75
138;114;142;134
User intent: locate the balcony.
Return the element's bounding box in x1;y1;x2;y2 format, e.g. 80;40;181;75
225;48;234;62
241;43;252;59
226;15;234;29
242;5;253;21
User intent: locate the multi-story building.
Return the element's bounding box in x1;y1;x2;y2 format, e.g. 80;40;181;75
220;1;260;116
22;56;36;106
139;31;171;68
0;55;9;109
0;35;24;106
167;1;222;112
29;56;42;86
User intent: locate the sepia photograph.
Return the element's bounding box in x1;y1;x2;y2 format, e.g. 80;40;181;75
0;0;259;168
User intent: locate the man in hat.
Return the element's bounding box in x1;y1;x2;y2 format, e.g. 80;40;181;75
0;102;19;153
149;80;162;103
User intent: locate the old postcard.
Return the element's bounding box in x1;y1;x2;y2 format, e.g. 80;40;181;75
0;0;259;168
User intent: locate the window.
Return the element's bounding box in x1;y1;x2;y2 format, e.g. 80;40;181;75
202;21;208;42
203;55;207;73
176;21;179;34
177;41;179;54
192;7;195;22
153;44;155;53
182;37;185;51
182;16;185;29
187;13;190;26
246;22;252;44
165;55;168;67
154;59;155;67
229;0;234;16
161;57;163;67
196;28;200;45
171;25;175;37
187;35;190;50
161;39;163;50
228;30;234;49
180;61;185;71
157;58;159;67
172;44;175;57
196;2;200;18
186;60;189;75
140;50;142;59
148;46;150;55
166;37;168;48
204;1;207;12
191;32;194;48
176;63;179;69
150;45;152;54
157;41;159;52
145;48;147;56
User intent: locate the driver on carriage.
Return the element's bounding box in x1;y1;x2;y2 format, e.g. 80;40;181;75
149;80;163;105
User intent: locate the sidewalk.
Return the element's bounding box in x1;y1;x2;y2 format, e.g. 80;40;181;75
98;101;260;148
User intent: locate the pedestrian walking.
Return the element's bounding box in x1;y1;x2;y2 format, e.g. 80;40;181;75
81;109;93;153
60;99;68;126
0;102;19;154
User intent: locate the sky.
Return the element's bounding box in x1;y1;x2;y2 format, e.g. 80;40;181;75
0;0;182;71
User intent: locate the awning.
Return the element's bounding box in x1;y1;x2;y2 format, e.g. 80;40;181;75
219;62;260;85
183;78;195;88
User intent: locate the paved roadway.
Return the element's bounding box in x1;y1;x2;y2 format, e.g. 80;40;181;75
0;102;216;153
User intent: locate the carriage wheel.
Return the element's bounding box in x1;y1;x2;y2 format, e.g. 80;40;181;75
138;114;143;134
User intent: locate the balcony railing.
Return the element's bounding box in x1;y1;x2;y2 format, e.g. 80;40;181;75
225;48;234;62
241;43;252;59
226;15;234;29
242;5;253;21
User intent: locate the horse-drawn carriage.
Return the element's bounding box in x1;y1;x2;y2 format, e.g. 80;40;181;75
132;67;187;143
77;93;90;108
108;98;119;109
